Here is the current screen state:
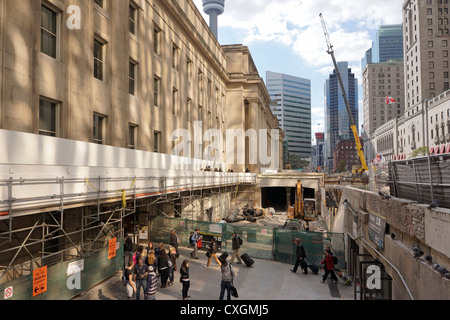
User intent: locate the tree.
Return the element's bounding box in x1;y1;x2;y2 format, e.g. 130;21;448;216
288;153;309;170
336;159;347;173
410;146;430;158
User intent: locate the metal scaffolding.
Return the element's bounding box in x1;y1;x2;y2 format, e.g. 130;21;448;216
0;172;256;284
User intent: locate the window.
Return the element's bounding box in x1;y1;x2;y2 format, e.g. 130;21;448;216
41;5;58;58
94;39;105;80
172;88;178;115
153;76;160;107
153;26;161;54
39;99;58;137
445;50;449;57
187;98;192;122
129;60;137;95
172;43;179;70
93;113;106;144
154;131;161;153
187;58;193;83
129;4;137;35
128;124;137;149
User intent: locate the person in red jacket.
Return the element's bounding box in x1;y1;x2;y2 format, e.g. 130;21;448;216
320;249;338;283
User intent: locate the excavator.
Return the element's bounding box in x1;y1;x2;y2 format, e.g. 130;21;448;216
319;13;369;175
287;180;318;230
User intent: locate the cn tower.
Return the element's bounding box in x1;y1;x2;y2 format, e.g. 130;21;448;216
202;0;225;39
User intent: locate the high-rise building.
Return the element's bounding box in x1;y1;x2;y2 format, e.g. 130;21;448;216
361;25;403;70
324;61;358;171
403;0;450;109
266;71;312;158
363;62;405;136
372;25;404;63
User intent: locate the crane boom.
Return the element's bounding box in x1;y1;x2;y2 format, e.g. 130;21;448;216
319;13;368;173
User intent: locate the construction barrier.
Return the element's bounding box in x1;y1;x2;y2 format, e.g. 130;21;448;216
149;216;346;269
0;239;124;301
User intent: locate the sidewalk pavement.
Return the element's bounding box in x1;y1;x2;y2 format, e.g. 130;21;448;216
73;246;353;301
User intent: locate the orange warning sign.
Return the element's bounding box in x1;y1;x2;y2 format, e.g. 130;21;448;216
32;266;47;297
108;237;117;260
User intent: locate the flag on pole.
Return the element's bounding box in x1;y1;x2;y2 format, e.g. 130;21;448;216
386;96;397;104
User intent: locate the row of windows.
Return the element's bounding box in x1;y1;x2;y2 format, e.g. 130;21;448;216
39;98;150;150
41;2;227;125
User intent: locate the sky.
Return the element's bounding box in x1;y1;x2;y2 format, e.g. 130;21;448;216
192;0;404;145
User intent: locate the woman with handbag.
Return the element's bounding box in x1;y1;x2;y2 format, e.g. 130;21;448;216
206;238;222;268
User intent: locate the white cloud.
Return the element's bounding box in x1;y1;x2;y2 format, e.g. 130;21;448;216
192;0;403;70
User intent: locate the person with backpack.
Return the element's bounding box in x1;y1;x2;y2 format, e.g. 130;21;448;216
206;238;222;268
291;238;308;274
219;259;235;300
230;232;243;265
320;249;338;283
189;229;200;259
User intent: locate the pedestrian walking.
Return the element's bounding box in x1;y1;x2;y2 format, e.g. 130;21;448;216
133;257;149;300
170;230;180;257
320;249;338;283
219;259;235;300
206;238;222;268
230;232;243;264
291;238;308;274
158;249;170;288
190;229;200;259
124;259;136;300
146;264;158;300
180;260;190;300
168;246;177;286
123;234;134;270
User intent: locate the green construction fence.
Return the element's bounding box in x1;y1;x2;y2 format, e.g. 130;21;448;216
148;216;346;269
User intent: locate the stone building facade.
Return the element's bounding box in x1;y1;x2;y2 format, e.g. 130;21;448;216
0;0;282;172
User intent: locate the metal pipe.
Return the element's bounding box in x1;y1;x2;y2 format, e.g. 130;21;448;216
361;238;414;300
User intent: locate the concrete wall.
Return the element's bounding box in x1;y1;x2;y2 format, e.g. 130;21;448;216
337;186;450;300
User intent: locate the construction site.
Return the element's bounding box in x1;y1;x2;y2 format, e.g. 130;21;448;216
0;0;450;302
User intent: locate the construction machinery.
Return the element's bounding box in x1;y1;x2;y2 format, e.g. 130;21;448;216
287;180;318;230
319;13;368;175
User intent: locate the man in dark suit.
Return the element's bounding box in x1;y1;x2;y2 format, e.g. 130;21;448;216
291;238;308;274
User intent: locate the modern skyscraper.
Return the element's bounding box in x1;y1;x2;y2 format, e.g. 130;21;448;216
324;61;358;171
361;24;403;70
266;71;312;158
372;25;404;63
